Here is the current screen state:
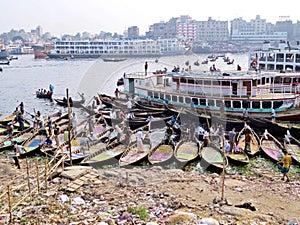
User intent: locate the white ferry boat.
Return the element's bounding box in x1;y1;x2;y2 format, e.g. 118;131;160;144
249;40;300;73
45;39;163;59
122;68;300;120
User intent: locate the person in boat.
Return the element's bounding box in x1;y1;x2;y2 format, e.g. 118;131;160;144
49;84;54;93
136;128;145;153
277;150;292;182
228;127;236;153
144;61;148;75
71;112;78;136
13;107;20;116
242;107;249;121
203;129;210;147
126;112;135;120
244;129;252;153
224;140;231;153
113;124;122;142
126;100;132;112
237;64;241;71
47;116;52;129
44;135;53;147
195;123;205;141
19;102;24;115
53;123;60;147
124;126;131;146
114;88;119;98
172;123;181;143
118;110;126;120
110;109;117;119
34;110;42;128
271;108;276;122
233;141;242;154
14;112;25;131
164;123;173;145
6;122;14;140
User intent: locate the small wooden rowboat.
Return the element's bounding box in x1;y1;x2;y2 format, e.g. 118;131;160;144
174;137;201;163
260;129;284;162
199;143;228;172
225;151;250;165
236;124;261;157
148;140;174;165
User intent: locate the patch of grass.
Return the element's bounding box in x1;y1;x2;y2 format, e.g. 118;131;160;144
127;205;149;221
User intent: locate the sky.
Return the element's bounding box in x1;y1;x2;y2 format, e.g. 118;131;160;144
0;0;299;37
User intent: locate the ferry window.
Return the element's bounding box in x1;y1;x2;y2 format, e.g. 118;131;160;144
192;98;198;105
208;99;215;106
216;100;223;107
178;96;184;103
148;92;153;97
283;78;291;83
188;79;194;84
266;78;269;83
204;80;211;85
222;81;230;86
273;101;283;109
153;93;159;99
195;80;202;85
172;96;177;102
225;100;231;108
252;101;260;109
212;81;220;86
200;99;206;106
180;78;186;83
262;101;271;109
274;77;281;83
160;93;164;99
252;80;257;86
185;97;191;104
165;94;171;100
257;79;261;85
261;77;265;85
232;101;241;108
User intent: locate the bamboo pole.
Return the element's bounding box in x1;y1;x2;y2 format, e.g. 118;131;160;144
35;161;40;194
66;88;72;166
221;154;225;201
7;185;12;223
25;158;31;200
45;155;48;191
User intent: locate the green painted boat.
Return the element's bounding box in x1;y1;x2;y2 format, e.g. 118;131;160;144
199;144;228;172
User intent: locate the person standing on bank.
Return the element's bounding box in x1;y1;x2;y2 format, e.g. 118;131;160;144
144;61;148;75
277;150;292;182
12;141;22;169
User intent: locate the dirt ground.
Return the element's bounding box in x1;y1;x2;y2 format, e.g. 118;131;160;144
0;156;300;224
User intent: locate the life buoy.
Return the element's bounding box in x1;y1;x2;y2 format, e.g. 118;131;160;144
250;59;258;68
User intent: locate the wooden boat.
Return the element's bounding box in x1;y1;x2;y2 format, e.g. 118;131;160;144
284;133;300;165
36;92;53;101
148;140;175;165
19;132;45;158
225;151;249;165
82;141;127;166
236;124;261;157
260;129;284;162
102;58;127;62
0;127;35;152
174;137;201;163
54;98;85;108
0;114;16;125
119;131;151;166
199;143;228;172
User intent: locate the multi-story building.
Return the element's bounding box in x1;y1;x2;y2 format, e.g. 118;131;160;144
127;26;139;38
196;17;229;42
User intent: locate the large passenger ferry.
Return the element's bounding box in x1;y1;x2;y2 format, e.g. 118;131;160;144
45;39;163;59
122;67;300;120
249;40;300;72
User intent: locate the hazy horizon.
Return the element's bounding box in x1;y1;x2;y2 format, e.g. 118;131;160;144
0;0;299;37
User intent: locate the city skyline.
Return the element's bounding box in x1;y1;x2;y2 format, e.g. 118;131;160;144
0;0;299;37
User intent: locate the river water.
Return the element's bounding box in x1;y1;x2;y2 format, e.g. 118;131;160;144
0;53;248;120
